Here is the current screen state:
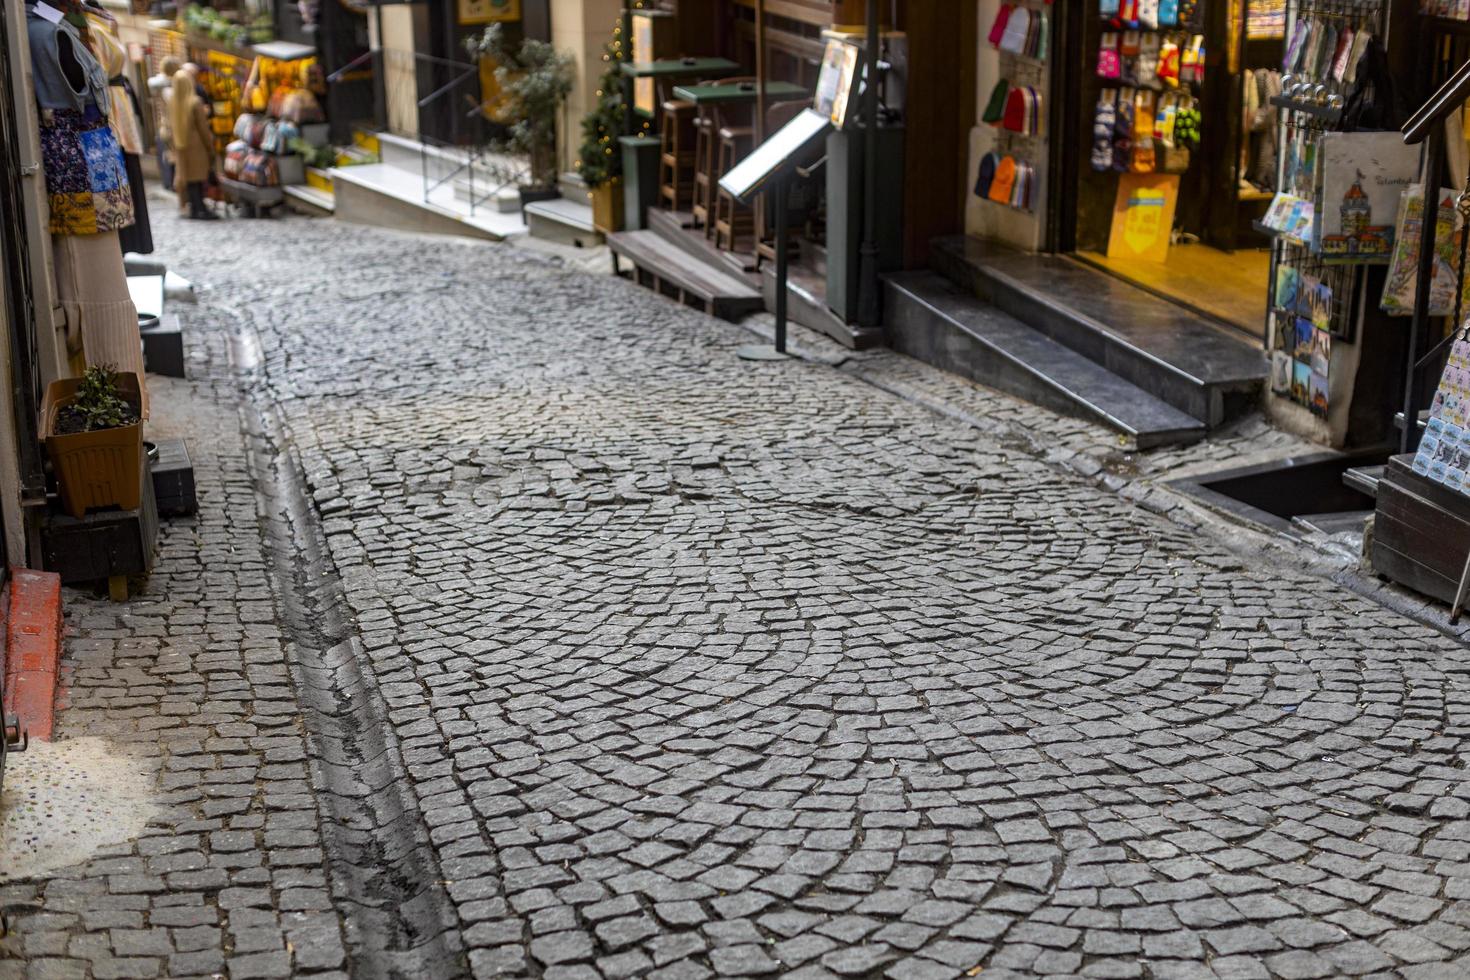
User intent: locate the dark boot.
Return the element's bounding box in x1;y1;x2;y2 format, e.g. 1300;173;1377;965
186;182;217;220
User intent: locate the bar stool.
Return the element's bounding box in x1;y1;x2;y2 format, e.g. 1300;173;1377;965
692;77;755;234
712;114;755;251
657;83;698;212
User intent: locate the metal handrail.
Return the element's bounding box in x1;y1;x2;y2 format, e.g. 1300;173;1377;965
1398;58;1470;453
325;48;375;84
325;46;527;216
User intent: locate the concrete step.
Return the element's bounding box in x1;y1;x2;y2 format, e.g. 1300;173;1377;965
525;197;603;248
284;184;334;216
329;162;527;242
930;235;1267;428
451;175;521;213
884;271;1206;449
375;130;524;193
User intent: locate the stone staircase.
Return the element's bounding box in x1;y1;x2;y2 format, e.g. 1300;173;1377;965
882;236;1269;449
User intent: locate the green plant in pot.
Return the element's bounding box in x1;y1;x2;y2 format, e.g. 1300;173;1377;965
577;29;645;233
466;23;575;211
41;366;145;519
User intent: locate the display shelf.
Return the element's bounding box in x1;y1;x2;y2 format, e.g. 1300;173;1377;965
1269;94;1342;123
1252;219;1307;244
1425;14;1470;37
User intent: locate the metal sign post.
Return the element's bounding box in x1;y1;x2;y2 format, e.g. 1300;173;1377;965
719;108;832;363
739;174;789;361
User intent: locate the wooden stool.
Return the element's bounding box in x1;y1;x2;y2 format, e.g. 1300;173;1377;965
658;99;697;211
713;125;754;251
692;113;716;230
691;77;756;235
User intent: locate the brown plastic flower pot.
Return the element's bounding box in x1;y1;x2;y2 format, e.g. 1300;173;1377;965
41;373;145;519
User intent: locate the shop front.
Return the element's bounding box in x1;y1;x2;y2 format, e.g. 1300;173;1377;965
913;0;1445;453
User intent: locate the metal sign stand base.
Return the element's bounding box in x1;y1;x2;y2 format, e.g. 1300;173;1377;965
736;174;791;363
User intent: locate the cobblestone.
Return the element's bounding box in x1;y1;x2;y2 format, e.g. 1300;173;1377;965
7;203;1470;978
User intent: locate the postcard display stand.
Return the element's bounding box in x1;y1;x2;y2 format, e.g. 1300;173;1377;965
1259;0;1415;443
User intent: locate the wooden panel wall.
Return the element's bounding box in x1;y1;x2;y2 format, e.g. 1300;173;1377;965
897;0;977;268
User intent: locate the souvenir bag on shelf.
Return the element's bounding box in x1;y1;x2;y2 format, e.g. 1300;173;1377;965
1101;0;1120;19
1032;9;1050;60
233;113;259;142
1131;89;1157;172
1179;36;1205;86
1120;31;1141;85
1098;33;1122;78
1158;37;1180;86
1093;89;1118;171
1283;19;1309;71
1159;0;1179;26
1138;0;1159;29
1341;36;1404;132
1330;27;1355;82
974;151;1000;198
1000;6;1030;53
1113;89;1135;172
983;80;1010;125
279;89;324;124
239;150;280;187
988;3;1013;46
223;139;249;179
1137;32;1161;88
988;155;1017;204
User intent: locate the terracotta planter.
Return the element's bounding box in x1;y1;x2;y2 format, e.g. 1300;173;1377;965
589;177;624;234
41;373;145;519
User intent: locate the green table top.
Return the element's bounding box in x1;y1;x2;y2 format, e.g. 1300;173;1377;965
672;80;809;105
620;57;741;78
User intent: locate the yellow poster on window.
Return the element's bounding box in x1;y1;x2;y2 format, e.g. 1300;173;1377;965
1107;173;1180;264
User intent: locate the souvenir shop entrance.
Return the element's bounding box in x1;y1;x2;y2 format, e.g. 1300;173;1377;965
1052;0;1286;338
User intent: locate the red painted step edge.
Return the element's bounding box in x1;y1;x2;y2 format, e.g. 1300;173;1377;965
3;567;63;741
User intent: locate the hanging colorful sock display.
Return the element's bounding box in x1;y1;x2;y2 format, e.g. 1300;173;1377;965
1093;89;1118;171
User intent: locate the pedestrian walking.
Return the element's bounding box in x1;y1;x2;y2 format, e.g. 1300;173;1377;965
147;55;181;191
169;69;217;220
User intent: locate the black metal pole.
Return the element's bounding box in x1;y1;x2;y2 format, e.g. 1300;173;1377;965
775;175;788;354
855;0;880;328
1402;127;1444;455
621;6;635;137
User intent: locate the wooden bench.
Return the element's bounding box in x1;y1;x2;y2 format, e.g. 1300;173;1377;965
607;229;764;322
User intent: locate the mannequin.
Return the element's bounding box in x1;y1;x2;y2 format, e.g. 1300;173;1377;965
170;70;216;220
26;0;146;390
82;3;151;253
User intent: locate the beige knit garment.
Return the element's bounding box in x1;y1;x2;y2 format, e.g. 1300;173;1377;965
52;231;148;415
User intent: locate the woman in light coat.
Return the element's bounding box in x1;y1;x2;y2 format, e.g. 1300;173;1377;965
169;70;216;219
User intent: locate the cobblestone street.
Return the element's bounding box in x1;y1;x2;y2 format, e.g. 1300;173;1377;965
7;205;1470;980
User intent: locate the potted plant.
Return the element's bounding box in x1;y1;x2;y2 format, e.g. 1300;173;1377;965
577;35;630;233
466;24;575;213
41;366;145;519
